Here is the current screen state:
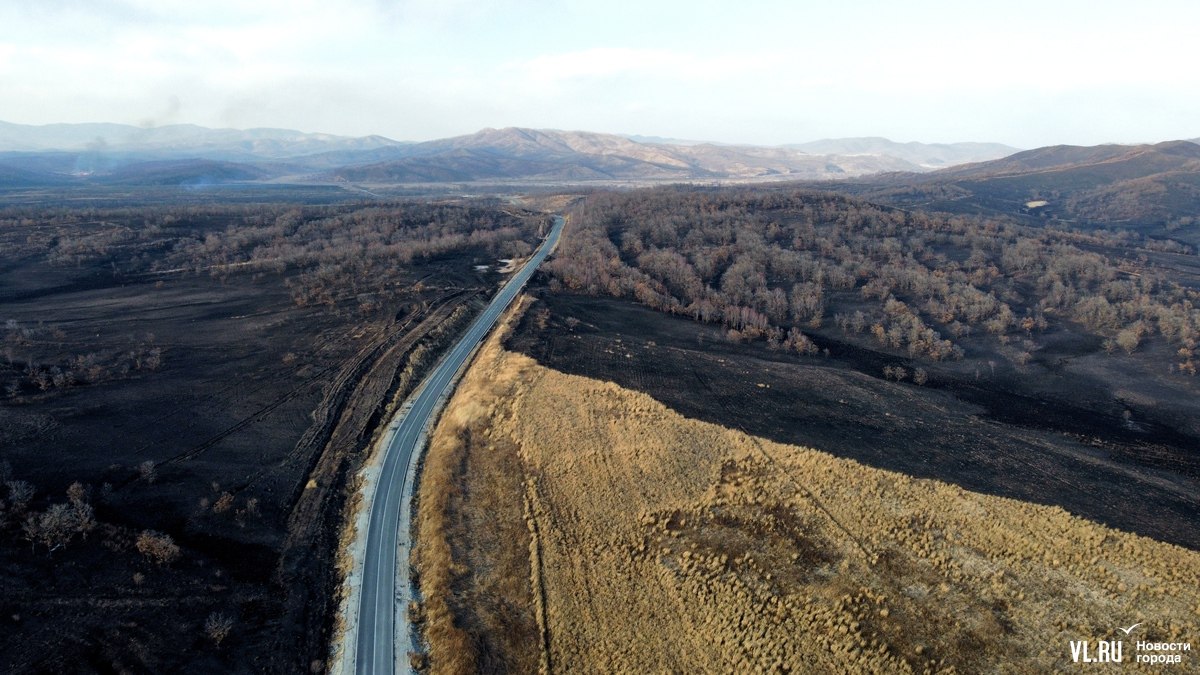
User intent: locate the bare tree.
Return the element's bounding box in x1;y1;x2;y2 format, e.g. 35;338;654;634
66;481;88;505
66;482;96;540
6;480;34;514
1116;326;1142;355
24;504;76;552
204;612;234;647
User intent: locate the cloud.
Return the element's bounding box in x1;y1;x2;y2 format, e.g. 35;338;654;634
1;0;1198;146
513;47;781;86
519;48;686;82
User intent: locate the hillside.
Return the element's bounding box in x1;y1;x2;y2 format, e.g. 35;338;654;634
844;141;1200;244
540;186;1200;524
98;159;272;186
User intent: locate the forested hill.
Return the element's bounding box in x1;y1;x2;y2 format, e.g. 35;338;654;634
545;187;1200;375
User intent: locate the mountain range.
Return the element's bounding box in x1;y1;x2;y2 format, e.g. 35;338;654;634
0;121;406;159
2;121;1195;245
0;122;1020;186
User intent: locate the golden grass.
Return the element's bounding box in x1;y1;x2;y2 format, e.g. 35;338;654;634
417;309;1200;673
413;297;539;674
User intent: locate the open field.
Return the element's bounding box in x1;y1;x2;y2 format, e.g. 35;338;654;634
416;306;1200;672
0;199;546;672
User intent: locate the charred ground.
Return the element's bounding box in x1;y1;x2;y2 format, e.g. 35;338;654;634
0;196;548;672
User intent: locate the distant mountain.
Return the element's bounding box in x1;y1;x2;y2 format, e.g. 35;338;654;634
845;140;1200;244
622;134;713;146
325;127;929;183
787;137;1019;169
0;121;406;160
0;121;1017;188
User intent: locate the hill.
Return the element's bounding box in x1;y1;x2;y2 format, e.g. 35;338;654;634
98;159;272;186
0;162;70;187
844;140;1200;245
0;153;275;188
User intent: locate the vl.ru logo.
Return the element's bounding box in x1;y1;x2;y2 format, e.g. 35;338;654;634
1068;623;1141;664
1070;639;1124;664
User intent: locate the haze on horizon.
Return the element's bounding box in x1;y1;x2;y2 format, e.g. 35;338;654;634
1;0;1197;149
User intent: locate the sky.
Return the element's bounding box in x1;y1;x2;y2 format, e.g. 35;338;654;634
1;0;1198;148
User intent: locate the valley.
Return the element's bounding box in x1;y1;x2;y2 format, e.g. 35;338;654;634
1;132;1198;674
7;1;1200;672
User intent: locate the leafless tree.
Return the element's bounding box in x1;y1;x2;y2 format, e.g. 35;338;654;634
1116;326;1143;355
6;480;34;513
204;612;234;646
23;504;77;552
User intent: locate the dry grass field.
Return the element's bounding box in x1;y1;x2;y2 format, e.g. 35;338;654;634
415;300;1200;674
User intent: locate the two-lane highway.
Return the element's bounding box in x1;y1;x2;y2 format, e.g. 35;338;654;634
350;215;563;674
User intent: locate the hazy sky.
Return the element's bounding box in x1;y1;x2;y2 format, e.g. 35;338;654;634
1;0;1197;147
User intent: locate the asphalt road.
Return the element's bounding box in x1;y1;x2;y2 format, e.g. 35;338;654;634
353;215;563;674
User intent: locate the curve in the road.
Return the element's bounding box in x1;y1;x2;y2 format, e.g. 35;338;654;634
352;215;564;675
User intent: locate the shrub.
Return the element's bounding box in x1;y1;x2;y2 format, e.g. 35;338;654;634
136;530;181;565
